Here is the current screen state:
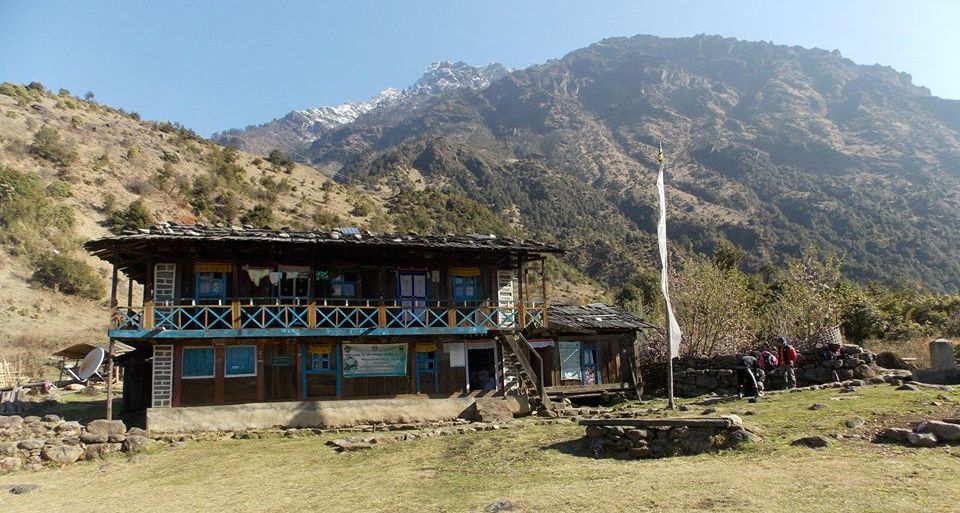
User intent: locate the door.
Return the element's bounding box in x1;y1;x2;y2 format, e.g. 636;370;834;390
581;342;601;385
398;271;428;326
453;269;480;326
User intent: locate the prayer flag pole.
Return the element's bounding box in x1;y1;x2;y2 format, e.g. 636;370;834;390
656;142;682;409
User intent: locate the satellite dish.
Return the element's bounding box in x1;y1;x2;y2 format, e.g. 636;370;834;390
76;347;106;381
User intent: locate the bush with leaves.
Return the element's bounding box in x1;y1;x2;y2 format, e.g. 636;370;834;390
30;252;102;299
29;126;76;166
241;204;273;228
110;199;153;234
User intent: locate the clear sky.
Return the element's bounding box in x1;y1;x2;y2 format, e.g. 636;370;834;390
2;0;957;136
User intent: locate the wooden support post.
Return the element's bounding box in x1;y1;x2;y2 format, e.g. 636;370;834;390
231;299;241;329
172;345;182;407
105;338;115;420
256;343;265;402
296;342;304;400
127;277;133;309
214;343;225;405
109;264;119;327
540;258;548;326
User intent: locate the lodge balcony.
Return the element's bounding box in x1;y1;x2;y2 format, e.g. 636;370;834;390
109;298;547;339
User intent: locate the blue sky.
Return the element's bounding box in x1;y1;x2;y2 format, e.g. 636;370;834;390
2;0;957;136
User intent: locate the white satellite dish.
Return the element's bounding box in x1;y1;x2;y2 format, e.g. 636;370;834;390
66;347;105;383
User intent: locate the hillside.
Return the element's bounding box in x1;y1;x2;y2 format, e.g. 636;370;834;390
236;34;960;292
0;83;596;364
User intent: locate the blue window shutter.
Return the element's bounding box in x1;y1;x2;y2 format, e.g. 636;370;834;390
225;346;255;376
182;348;214;378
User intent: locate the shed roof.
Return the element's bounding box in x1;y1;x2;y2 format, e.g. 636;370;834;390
547;303;655;333
52;342;134;360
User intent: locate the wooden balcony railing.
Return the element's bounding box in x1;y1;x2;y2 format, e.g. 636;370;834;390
110;298;547;335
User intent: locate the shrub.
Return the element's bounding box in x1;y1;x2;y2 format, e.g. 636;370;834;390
312;209;341;229
110;199;153;233
29;126;76;166
30;253;103;299
241;204;273;228
45;180;72;198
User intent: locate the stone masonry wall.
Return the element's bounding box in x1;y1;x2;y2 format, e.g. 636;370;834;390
0;415;153;474
581;416;758;459
671;345;880;398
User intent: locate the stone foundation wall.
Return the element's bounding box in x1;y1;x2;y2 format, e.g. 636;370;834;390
671;345;880;398
580;416;757;458
0;415;153;474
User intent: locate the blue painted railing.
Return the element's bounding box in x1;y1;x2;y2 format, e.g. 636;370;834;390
111;298;546;335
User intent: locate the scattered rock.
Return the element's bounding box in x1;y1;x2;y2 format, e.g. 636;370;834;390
41;445;83;464
809;403;827;411
84;443;122;460
896;384;919;391
4;483;39;495
876;427;912;443
122;435;153;453
917;421;960;442
127;427;150;438
17;440;44;451
845;418;866;429
41;414;61;424
0;416;24;429
485;499;515;512
791;436;829;449
0;456;23;474
54;421;82;433
585;425;606;438
678;404;690;411
907;432;938;447
701;407;718;415
86;419;127;437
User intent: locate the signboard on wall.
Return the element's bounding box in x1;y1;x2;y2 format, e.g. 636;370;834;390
342;344;408;377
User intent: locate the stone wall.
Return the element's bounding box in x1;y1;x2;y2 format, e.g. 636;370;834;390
580;416;757;458
0;415;153;474
670;345;880;398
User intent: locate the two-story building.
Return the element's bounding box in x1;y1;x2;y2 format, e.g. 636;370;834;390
85;223;565;431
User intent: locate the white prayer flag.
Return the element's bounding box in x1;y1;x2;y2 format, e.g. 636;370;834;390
656;152;682;358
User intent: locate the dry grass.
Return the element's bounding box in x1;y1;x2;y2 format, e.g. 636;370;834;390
864;338;933;367
3;386;960;512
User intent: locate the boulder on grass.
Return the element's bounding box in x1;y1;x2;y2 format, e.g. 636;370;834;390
41;445;83;464
908;432;938;447
791;436;829;449
122;435;153;453
917;421;960;442
875;427;912;443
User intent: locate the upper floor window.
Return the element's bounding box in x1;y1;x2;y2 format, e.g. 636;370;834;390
276;265;309;299
194;263;231;300
330;272;358;298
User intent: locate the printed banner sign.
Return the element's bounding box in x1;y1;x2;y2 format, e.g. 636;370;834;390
342;343;408;377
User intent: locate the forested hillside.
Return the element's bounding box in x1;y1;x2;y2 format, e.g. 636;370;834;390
288;35;960;292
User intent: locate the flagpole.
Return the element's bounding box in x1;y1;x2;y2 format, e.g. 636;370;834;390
657;142;676;410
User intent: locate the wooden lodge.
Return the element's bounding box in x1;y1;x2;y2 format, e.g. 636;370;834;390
84;223;650;429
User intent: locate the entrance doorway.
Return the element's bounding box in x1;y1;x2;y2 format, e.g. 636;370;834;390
467;347;497;392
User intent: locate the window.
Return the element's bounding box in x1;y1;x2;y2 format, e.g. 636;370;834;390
196;272;228;299
308;343;336;372
225;346;256;377
330;272;358;297
277;265;309;299
417;351;436;372
182;347;214;379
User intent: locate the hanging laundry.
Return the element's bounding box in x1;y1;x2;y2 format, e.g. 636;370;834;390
268;272;283;286
243;266;271;286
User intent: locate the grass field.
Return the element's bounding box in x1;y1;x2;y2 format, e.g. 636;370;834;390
3;385;960;513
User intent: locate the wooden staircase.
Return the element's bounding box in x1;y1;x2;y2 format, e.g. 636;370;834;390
498;331;553;410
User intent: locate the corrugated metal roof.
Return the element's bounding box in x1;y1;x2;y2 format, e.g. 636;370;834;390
547;303;655;332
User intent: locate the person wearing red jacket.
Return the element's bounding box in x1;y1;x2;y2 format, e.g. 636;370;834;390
777;336;798;389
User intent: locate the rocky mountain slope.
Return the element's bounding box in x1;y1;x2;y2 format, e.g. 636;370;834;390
213;62;509;156
291;35;960;291
0;83;594;364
